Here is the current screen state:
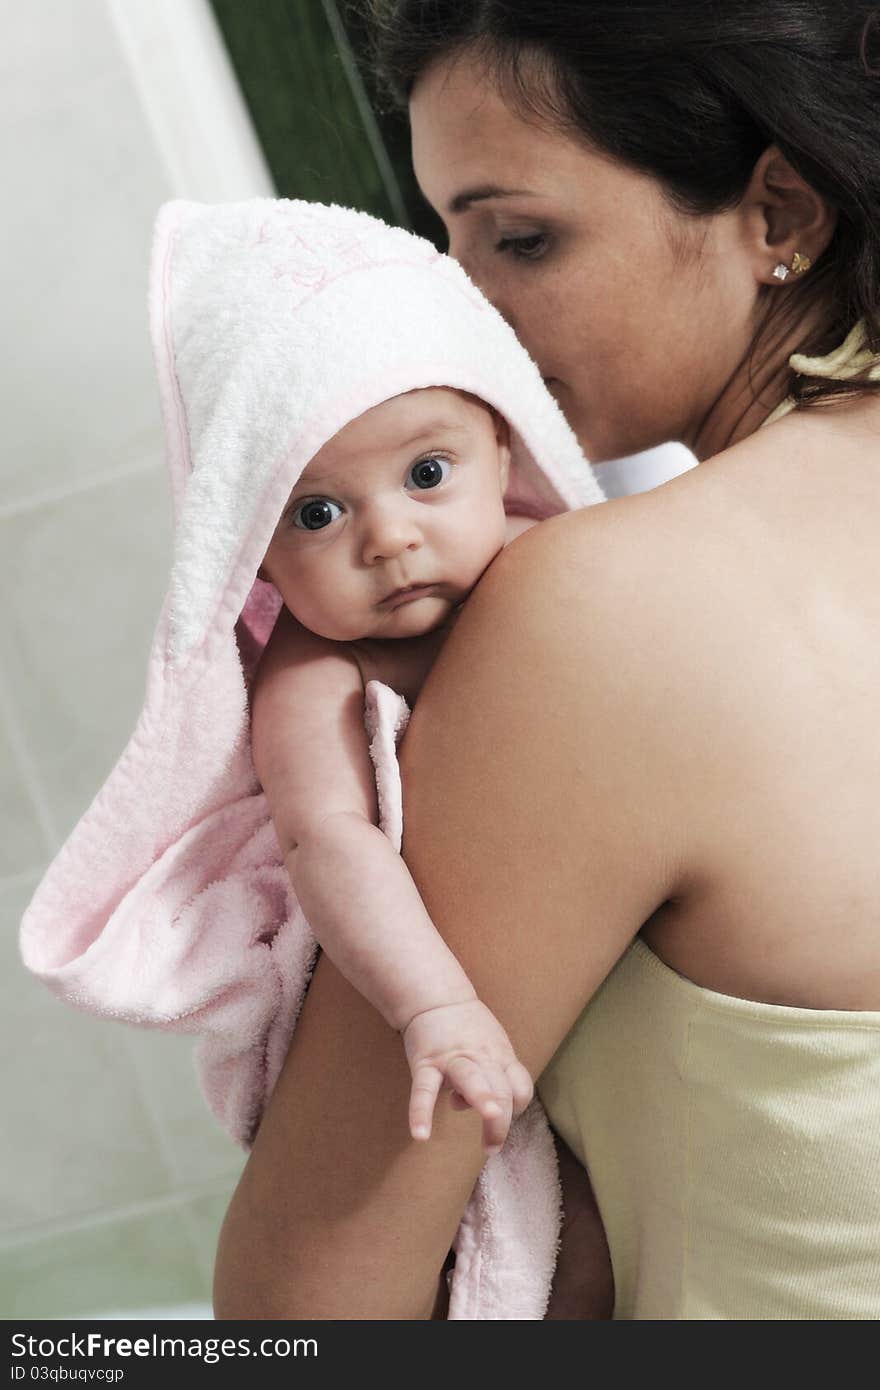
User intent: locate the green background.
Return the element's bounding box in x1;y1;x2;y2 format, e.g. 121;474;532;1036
209;0;445;244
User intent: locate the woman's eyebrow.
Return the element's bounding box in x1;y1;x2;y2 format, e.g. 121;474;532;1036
446;185;536;215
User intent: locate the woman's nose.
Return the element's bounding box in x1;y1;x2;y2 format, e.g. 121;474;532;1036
445;228;468;268
359;504;423;565
447;234;485;290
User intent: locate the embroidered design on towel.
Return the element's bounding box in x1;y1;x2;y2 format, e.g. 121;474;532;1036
250;201;489;314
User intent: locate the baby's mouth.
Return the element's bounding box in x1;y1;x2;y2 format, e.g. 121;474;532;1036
381;582;439;607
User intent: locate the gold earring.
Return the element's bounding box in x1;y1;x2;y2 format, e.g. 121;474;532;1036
772;251;812;282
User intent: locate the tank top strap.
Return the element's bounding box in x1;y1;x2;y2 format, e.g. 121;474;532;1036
761;318;880;427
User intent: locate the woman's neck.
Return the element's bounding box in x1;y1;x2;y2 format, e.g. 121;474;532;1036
688;303;848;462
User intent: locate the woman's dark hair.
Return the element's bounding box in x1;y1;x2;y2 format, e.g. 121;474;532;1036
360;0;880;412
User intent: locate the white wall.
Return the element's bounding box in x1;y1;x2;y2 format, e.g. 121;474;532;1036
0;0;272;1318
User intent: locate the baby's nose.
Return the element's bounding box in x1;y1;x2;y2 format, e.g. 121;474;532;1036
360;505;423;564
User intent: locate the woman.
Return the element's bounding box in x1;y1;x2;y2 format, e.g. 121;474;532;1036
213;1;880;1319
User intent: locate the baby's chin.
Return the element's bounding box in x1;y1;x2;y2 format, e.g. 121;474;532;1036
370;592;458;639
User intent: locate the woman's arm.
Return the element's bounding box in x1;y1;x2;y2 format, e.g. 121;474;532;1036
214;506;690;1319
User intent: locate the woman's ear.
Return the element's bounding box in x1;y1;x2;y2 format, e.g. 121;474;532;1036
743;144;838;284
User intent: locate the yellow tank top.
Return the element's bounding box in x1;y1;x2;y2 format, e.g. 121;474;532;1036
536;936;880;1319
761;318;880;427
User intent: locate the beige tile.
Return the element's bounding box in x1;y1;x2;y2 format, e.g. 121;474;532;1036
124;1027;249;1190
188;1187;241;1295
0;717;49;878
4;67;170;507
0;465;172;849
5;1;123;124
0;1201;207;1320
2;875;176;1235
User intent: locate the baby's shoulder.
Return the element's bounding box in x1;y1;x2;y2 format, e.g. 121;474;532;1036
256;607;451;708
253;607;364;707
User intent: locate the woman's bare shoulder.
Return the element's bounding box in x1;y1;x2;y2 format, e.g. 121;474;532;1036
490;489;699;639
435;491;708;810
468;486;727;818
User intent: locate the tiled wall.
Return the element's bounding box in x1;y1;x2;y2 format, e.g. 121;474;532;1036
1;0;274;1319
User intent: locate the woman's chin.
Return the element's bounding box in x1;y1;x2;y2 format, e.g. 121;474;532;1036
544;382;601;458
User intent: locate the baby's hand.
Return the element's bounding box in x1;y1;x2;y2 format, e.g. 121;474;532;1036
402;1000;534;1156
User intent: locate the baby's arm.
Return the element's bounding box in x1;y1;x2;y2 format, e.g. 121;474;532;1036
251;607;533;1152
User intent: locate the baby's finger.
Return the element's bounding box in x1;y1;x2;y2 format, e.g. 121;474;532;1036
445;1058;505;1131
478;1061;515;1153
409;1065;443;1142
446;1059;512;1153
448;1089;471;1112
507;1060;535;1115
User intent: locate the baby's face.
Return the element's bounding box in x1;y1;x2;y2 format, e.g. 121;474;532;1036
260;387;511;641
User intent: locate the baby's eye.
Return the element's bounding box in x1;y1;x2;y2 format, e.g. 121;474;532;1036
405;456;453;490
291;498;343;531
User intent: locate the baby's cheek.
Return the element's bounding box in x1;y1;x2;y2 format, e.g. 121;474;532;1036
492;509;512;554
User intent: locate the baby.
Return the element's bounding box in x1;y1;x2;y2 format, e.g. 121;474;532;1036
252;382;537;1156
18;197;606;1318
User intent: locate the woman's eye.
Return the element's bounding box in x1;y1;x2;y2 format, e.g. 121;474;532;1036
406;455;453;490
494;233;548;261
291;498;343;531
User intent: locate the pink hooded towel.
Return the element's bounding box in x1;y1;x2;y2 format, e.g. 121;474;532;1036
18;198;607;1318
